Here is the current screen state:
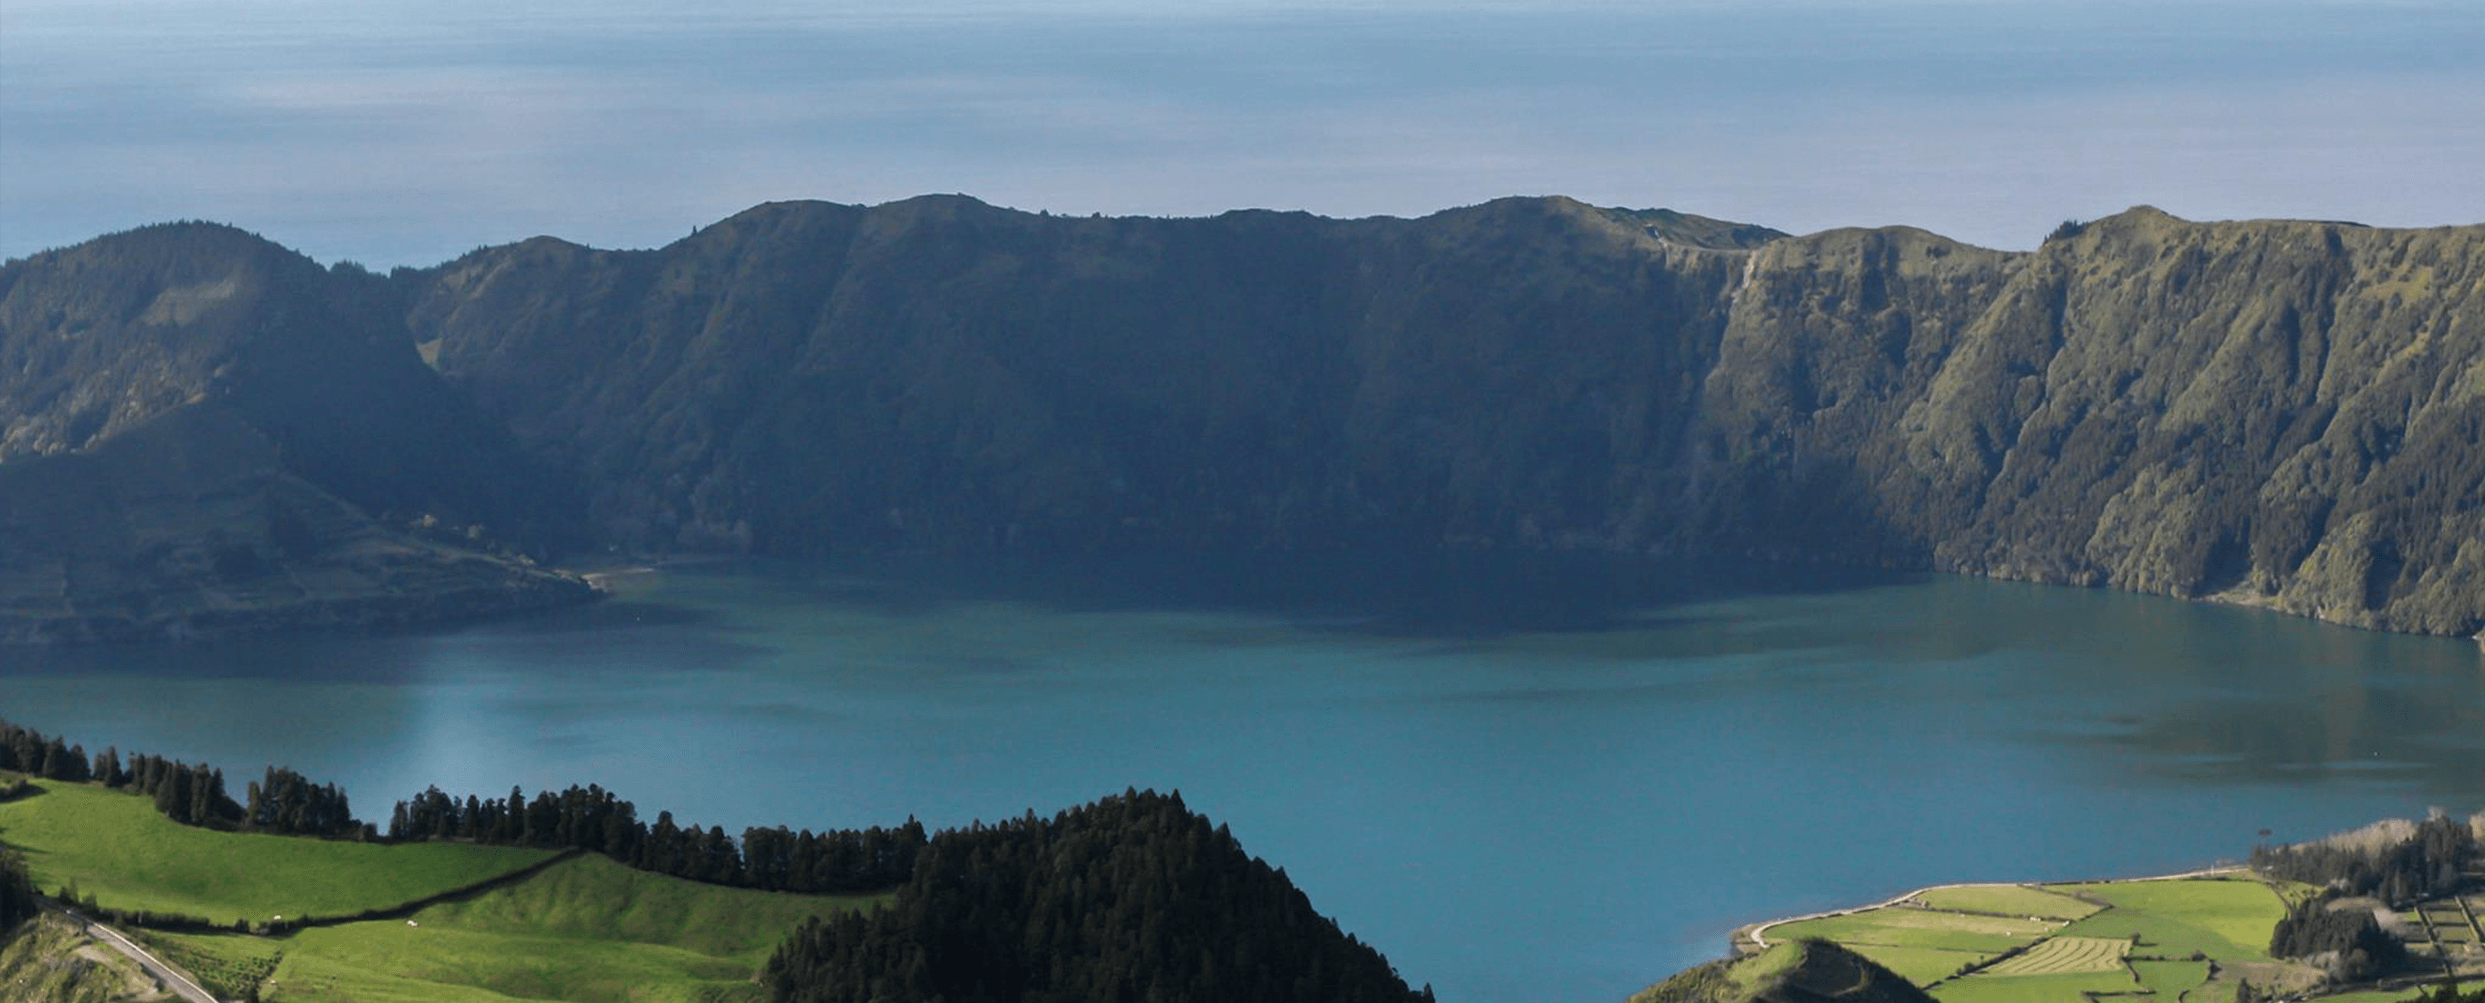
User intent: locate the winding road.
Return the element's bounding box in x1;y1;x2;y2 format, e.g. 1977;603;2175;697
49;904;220;1003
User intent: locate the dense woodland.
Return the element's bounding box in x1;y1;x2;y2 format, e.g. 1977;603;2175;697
389;783;923;893
765;789;1433;1003
2251;813;2479;904
2266;892;2409;980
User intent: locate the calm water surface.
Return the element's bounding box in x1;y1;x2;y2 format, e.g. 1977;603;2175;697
5;553;2483;1003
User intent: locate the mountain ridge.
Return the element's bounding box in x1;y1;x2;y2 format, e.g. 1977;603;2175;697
5;197;2480;640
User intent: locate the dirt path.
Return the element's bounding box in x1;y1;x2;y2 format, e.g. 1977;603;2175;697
1740;866;2246;951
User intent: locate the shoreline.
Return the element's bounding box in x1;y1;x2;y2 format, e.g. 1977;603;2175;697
1726;865;2250;955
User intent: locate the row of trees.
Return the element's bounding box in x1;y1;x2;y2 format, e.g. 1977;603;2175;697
2251;812;2478;905
7;717;922;897
388;784;923;893
3;718;349;836
765;789;1433;1003
0;720;93;783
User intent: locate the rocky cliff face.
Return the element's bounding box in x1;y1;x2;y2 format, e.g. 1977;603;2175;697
1687;209;2484;634
7;199;2479;640
409;197;2483;636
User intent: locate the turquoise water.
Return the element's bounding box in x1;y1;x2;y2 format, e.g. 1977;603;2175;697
5;552;2482;1002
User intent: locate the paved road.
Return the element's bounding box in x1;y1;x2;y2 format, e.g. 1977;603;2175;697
50;904;220;1003
1742;866;2246;950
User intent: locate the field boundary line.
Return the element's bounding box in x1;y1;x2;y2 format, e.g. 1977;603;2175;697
271;847;587;931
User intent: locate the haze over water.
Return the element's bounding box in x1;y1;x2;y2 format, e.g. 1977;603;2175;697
6;553;2482;1002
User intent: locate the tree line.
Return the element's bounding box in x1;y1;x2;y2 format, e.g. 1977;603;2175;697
2251;812;2478;905
388;783;923;893
5;718;351;834
764;788;1434;1003
5;717;921;896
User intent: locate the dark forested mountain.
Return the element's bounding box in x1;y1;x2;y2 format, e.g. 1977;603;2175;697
0;223;590;642
763;789;1433;1003
6;197;2482;639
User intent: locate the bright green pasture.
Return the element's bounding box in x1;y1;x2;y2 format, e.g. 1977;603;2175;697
162;853;887;1003
2130;958;2209;996
1836;944;1987;986
1931;970;2138;1003
2306;990;2431;1003
1983;936;2127;975
1772;907;2057;954
1914;885;2103;921
268;925;764;1003
0;780;554;924
2049;879;2286;960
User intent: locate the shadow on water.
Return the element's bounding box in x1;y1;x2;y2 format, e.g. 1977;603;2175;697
0;592;770;684
2007;586;2485;799
697;549;1932;641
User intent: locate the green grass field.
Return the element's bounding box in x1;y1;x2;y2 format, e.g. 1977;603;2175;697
0;780;555;925
1914;885;2104;921
2048;879;2286;961
155;853;889;1003
2306;990;2433;1003
1771;907;2058;954
1930;970;2138;1003
2130;958;2210;998
1981;936;2128;976
1835;944;1989;986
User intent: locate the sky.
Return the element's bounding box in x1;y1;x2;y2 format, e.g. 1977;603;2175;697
4;0;2482;268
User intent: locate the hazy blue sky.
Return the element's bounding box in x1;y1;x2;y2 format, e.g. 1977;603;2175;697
5;0;2481;266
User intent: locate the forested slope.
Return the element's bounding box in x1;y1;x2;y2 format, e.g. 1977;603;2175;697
8;198;2481;639
414;197;2485;635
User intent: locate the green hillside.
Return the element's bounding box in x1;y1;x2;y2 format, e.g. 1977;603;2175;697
152;854;885;1003
0;779;554;925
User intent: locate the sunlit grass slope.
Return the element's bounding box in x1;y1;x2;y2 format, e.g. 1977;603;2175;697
0;779;554;925
158;853;889;1003
2046;878;2285;960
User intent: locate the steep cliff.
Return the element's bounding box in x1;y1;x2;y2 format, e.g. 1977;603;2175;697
8;199;2480;640
411;197;2483;636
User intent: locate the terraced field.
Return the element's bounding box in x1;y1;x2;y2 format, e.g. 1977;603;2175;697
1981;936;2128;976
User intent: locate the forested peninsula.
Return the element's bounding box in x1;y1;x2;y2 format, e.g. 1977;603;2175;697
4;197;2481;642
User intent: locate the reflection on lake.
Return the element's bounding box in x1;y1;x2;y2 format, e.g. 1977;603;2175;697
4;552;2480;1003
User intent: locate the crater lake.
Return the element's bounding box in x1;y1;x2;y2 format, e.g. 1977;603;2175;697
5;552;2482;1002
